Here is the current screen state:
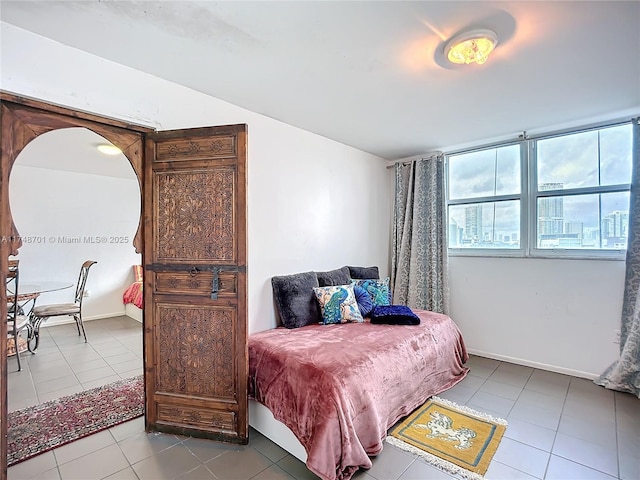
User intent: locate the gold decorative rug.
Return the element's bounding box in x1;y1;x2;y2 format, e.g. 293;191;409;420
387;396;507;479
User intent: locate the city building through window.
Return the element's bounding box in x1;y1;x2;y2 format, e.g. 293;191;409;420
446;122;632;258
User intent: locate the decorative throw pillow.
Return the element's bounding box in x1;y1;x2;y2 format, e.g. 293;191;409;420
313;284;364;324
271;271;321;329
352;277;391;306
315;267;351;287
370;305;420;325
353;285;374;318
347;265;379;280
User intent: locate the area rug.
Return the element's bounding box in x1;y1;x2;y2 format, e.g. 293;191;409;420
387;396;507;480
6;336;28;356
7;375;144;466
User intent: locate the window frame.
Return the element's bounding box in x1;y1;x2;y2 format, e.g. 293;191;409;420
446;140;527;257
446;119;632;260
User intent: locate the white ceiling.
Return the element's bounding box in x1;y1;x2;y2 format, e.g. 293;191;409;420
2;1;639;160
13;128;137;180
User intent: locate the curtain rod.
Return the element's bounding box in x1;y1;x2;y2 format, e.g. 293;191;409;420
385;152;443;169
385;161;409;170
385;116;639;171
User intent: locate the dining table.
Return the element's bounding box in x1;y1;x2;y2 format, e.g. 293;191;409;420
9;280;74;354
14;281;73;314
18;281;74;297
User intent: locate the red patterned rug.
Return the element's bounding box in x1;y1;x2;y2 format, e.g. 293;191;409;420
8;375;144;466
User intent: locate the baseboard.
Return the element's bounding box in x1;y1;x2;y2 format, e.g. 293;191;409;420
85;312;127;321
467;348;599;380
39;311;127;328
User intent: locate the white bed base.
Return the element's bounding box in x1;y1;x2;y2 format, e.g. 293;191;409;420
249;399;307;463
125;303;143;323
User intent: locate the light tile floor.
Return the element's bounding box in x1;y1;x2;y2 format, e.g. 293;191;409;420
7;317;640;480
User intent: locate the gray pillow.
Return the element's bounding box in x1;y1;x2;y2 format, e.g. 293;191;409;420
315;267;351;287
347;265;380;279
271;271;321;329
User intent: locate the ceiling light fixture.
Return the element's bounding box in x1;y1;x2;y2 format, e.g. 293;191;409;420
444;29;498;65
97;143;122;156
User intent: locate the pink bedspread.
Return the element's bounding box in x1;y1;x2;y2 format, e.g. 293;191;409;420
248;309;469;480
122;265;143;309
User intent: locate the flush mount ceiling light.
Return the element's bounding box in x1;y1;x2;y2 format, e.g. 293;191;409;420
444;29;498;65
97;143;122;156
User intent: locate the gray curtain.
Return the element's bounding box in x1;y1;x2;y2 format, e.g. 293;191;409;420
595;118;640;398
391;155;449;313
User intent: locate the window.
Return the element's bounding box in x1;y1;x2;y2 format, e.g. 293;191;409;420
534;124;632;251
447;144;522;249
446;121;633;258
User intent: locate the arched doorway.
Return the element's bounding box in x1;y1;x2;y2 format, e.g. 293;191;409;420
2;94;249;479
7;126;142;407
1;96;147;476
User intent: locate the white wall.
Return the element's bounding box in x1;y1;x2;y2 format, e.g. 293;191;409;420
1;23;392;334
9;164;141;323
448;256;625;379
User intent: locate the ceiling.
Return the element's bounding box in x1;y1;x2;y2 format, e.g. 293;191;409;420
2;1;639;160
13;128;136;180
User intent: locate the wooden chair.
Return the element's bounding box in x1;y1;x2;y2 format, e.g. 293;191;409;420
29;260;97;351
7;260;32;371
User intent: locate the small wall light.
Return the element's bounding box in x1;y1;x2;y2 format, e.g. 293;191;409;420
97;143;123;156
444;29;498;65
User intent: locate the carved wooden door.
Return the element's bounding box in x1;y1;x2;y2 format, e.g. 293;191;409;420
144;124;247;443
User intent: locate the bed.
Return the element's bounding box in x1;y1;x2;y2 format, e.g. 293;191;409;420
248;308;469;480
123;265;143;321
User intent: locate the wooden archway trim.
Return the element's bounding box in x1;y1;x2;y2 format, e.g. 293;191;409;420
0;92;152;133
0;94;151;254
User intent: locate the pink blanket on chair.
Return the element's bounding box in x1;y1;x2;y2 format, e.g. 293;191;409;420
248;309;469;480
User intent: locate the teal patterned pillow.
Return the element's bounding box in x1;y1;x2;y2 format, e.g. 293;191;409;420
352;277;391;306
313;284;364;324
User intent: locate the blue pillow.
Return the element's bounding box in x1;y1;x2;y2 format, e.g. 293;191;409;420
353;285;374;317
352;278;391;306
370;305;420;325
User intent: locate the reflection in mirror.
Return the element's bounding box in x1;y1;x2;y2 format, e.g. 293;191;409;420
7;127;143;410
